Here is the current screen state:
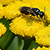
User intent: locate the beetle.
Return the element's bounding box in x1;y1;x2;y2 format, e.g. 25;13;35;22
19;6;44;19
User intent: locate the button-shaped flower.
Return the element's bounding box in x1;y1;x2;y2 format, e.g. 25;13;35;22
35;25;50;46
9;15;45;37
4;1;31;20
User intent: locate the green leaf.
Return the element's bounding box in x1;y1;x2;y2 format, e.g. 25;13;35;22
23;37;39;50
7;36;19;50
0;17;15;50
7;36;24;50
27;40;39;50
18;37;24;50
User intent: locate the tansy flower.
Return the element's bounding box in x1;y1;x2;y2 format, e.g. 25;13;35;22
4;1;31;20
0;23;7;37
35;25;50;46
32;46;50;50
0;4;4;19
9;15;45;37
0;0;17;5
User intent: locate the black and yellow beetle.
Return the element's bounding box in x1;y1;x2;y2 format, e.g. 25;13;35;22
19;6;44;19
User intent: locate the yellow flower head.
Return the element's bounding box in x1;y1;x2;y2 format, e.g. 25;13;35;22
0;0;17;5
35;25;50;46
32;46;50;50
0;23;7;37
0;4;4;19
4;1;31;20
9;15;45;37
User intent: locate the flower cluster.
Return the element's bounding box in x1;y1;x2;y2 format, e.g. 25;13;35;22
7;0;50;49
0;0;50;50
